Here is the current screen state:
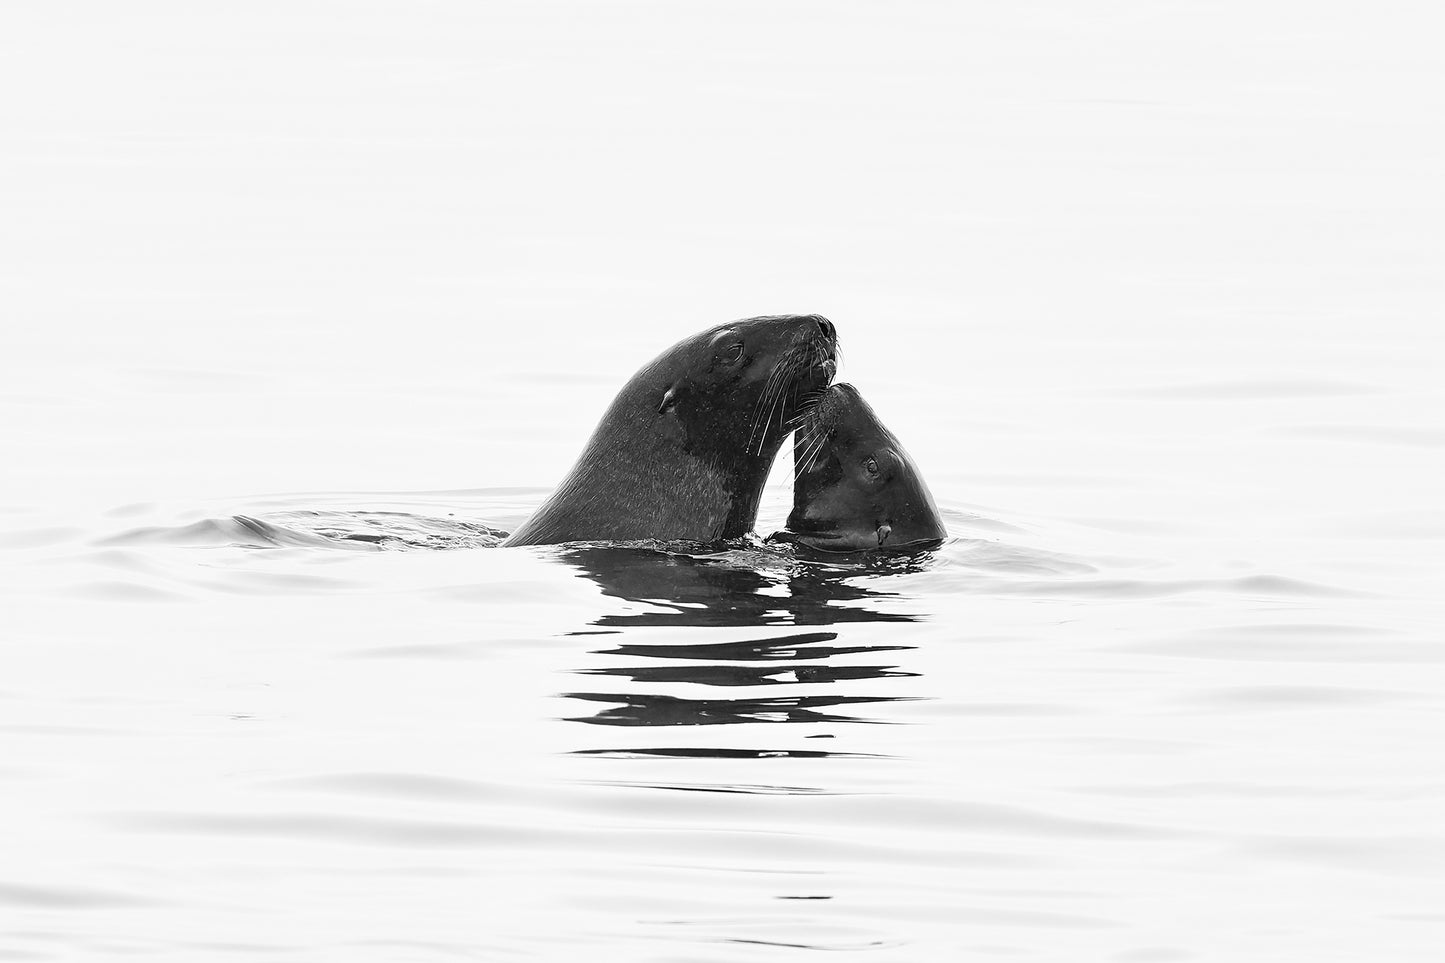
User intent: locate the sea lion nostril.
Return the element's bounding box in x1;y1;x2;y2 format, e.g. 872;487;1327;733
813;316;836;341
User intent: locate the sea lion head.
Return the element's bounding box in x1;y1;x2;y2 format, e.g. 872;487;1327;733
648;313;838;457
773;383;946;553
503;313;837;546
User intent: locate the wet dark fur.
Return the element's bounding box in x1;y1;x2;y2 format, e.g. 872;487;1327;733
503;314;837;546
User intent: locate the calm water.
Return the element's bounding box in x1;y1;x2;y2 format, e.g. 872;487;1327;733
3;3;1443;961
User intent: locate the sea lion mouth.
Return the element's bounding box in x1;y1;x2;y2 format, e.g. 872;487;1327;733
799;316;839;386
748;334;838;456
814;355;838;389
796;330;838;390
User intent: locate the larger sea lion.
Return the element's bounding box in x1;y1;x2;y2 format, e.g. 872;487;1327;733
503;314;837;546
770;383;946;552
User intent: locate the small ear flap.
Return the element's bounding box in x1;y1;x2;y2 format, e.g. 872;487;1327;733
657;385;678;414
876;524;892;546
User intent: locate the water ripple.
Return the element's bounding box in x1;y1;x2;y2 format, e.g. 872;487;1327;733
1123;622;1442;663
0;882;157;910
265;773;525;804
1109;379;1383;400
1272;425;1445;447
1181;685;1425;711
110;812;543;849
1239;835;1445;876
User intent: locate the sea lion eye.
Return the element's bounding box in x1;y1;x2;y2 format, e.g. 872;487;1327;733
721;342;744;363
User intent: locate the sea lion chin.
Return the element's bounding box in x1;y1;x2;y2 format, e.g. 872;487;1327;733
769;383;946;554
502;314;837;547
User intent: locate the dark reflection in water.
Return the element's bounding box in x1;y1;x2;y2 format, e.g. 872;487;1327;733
563;690;918;727
551;544;934;755
557;544;925;628
571;747;883;760
598;632;912;662
582;661;915;686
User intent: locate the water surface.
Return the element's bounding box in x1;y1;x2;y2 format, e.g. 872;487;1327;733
3;2;1443;960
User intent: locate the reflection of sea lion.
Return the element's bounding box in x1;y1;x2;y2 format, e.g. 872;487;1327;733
770;383;946;552
555;544;922;628
503;314;837;546
553;544;926;735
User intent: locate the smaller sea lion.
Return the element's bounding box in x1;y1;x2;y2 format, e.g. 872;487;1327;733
770;383;946;553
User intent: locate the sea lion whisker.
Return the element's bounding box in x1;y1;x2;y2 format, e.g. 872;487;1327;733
797;425;829;474
808;425;830;468
800;437;826;475
775;361;803;427
792;393;833;464
752;348;805;456
751;368;791;454
747;363;786;453
793;433;815;476
787;387;827;427
758;371;789;456
773;381;803;454
783;410;813;431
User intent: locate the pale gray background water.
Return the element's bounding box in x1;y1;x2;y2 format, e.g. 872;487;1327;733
3;3;1443;961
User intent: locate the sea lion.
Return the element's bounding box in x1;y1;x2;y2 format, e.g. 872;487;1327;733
503;314;837;547
769;383;946;552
